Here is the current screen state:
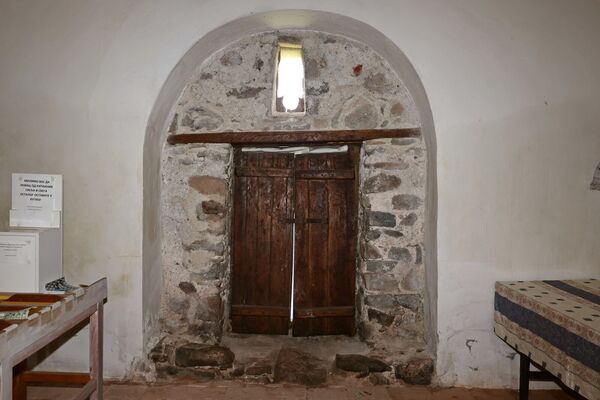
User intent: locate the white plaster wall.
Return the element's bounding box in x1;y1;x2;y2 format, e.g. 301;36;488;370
0;0;599;386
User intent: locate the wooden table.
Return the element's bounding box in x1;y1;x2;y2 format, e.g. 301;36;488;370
494;279;599;400
0;278;107;400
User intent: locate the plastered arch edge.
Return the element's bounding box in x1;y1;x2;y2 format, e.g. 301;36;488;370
142;8;438;358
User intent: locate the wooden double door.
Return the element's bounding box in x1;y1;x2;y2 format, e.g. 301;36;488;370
231;145;359;336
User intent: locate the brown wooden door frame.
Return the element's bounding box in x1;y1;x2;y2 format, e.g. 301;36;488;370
230;145;359;336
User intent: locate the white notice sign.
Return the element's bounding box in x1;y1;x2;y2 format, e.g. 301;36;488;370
0;239;31;265
11;173;62;212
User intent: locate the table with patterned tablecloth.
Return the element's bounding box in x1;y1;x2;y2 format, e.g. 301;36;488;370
494;279;600;400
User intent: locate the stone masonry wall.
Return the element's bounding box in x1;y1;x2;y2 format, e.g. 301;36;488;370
156;31;427;376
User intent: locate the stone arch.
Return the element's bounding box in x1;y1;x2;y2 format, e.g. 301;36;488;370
143;9;437;363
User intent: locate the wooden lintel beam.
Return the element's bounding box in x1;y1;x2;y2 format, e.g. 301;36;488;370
167;128;420;145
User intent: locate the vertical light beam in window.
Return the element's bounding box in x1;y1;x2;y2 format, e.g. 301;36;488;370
274;42;305;114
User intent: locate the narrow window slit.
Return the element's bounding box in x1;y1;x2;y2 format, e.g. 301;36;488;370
273;42;305;115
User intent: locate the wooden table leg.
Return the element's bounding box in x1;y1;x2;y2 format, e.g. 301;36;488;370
90;302;103;400
519;353;530;400
1;360;13;400
12;361;27;400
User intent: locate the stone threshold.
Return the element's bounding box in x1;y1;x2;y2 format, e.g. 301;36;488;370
150;333;433;386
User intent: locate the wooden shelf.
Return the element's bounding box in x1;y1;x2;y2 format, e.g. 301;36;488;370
167;128;420;145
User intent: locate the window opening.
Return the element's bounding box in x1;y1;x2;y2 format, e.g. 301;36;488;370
273;42;305;115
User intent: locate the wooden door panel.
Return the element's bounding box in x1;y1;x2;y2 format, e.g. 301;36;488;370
293;146;359;336
231;150;293;334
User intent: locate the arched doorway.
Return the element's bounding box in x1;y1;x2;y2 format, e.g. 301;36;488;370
143;10;437;383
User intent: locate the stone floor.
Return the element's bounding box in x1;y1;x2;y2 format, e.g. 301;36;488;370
27;382;578;400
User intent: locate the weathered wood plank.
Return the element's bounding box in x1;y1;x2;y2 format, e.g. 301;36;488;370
231;151;292;334
90;301;103;400
0;359;12;400
72;379;97;400
294;306;354;318
270;153;294;332
292;147;358;336
167;128;420;145
12;361;26;400
231;305;290;317
295;169;354;180
256;154;273;307
21;371;90;385
236;166;293;177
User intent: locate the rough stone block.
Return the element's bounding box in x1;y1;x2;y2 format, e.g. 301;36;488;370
168;298;190;316
148;338;168;363
194;294;222;322
187;321;222;337
201;200;226;216
190;262;222;281
367;211;396;228
175;343;234;368
245;359;273;376
364;72;388;94
363;273;398;292
392;194;422;210
367;308;395;327
181;106;224;131
220;50;242;66
364;173;401;193
401;266;423;292
188;176;228;197
344;102;379;129
400;212;418;226
365;260;397;273
390;102;405;116
395;358;434;385
183;237;224;255
230;364;245;377
361;242;382;259
388;247;412;263
365;229;381;241
365;294;421;312
382;229;404;238
178;281;196;294
369;373;391;385
273;347;327;386
335;354;391;373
